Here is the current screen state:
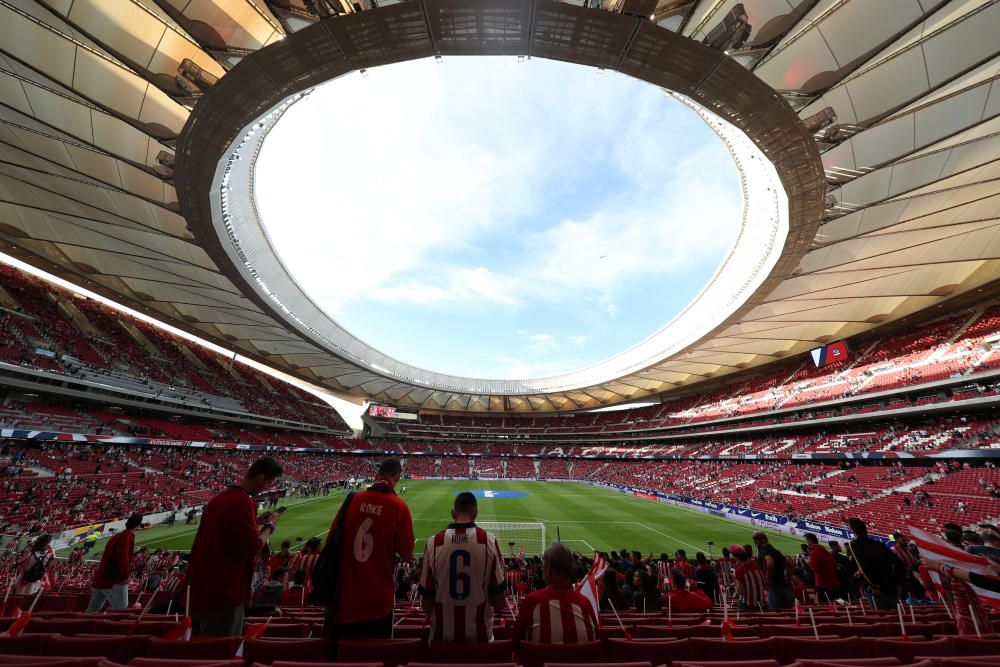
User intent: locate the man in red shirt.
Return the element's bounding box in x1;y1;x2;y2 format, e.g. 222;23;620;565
804;533;840;600
512;542;598;649
325;458;414;646
84;513;142;613
187;457;283;637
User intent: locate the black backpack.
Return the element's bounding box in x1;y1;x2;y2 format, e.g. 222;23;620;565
22;552;48;583
309;492;356;607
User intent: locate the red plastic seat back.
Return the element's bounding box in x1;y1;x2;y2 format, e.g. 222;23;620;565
947;638;1000;656
518;641;605;667
604;638;690;665
242;639;330;666
143;638;241;660
259;624;309;639
689;638;777;662
45;636;149;663
27;618;97;636
674;660;780;667
777;637;862;665
872;637;953;660
338;639;424;667
426;640;513;663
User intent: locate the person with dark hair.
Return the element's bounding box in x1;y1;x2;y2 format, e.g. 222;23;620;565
600;568;628;611
632;569;662;610
511;543;597;648
847;517;900;610
673;549;693;578
187;456;283;636
325;457;414;646
85;514;143;613
752;532;792;608
269;540;293;573
694;552;719;602
665;568;713;610
419;491;506;642
15;534;52;595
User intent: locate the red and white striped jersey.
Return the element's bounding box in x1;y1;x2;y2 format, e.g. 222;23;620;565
419;522;506;643
512;586;598;646
735;562;767;609
288;551;320;590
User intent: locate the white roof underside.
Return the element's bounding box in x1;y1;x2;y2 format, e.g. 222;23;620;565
0;0;999;412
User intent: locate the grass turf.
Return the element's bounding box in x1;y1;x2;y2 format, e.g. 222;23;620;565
80;480;804;559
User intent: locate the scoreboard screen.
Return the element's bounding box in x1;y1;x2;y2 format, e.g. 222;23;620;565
369;404;397;418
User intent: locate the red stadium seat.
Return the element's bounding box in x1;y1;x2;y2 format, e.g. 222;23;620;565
337;639;424;667
788;659;902;667
45;636;150;663
814;625;889;639
269;663;382;667
97;621;182;638
406;663;515;667
604;639;690;665
688;639;777;662
870;638;953;660
241;639;330;665
426;640;513;663
776;637;863;665
131;661;244;667
28;618;98;635
259;624;309;639
0;634;48;656
542;661;651;667
674;661;780;667
945;637;1000;654
518;641;605;667
143;638;241;660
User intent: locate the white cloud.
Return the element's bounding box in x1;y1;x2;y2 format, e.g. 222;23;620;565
255;56;743;379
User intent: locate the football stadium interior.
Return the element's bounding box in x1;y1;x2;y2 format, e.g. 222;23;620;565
1;0;1000;663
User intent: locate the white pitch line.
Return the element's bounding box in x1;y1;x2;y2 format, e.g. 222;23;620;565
631;522;702;553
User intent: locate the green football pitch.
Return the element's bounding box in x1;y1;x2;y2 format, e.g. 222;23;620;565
81;480;805;559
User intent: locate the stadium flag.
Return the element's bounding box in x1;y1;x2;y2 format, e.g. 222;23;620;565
162;615;192;641
2;588;42;637
235;618;270;657
576;552;613;633
910;526;1000;607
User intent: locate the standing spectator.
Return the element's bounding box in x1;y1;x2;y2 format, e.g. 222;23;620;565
632;570;661;611
804;533;840;601
85;514;142;612
288;537;322;593
694;552;719;602
716;547;736;597
732;544;767;610
847;517;900;610
186;457;283;637
511;543;597;648
752;532;793;608
673;550;693;578
15;534;52;596
419;491;506;642
325;458;414;646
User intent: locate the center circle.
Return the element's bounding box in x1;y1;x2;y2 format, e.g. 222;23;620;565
254;57;742;381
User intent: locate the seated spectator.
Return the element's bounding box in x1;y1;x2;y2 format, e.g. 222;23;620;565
665;568;713;610
250;567;289;613
512;543;597;648
632;569;661;611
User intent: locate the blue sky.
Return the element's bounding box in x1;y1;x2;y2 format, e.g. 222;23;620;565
255;57;742;380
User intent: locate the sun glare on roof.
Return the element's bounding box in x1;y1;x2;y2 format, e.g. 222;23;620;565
253;56;742;380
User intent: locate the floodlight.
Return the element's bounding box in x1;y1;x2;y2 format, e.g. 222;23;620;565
802;107;837;134
176;59;219;95
703;3;751;51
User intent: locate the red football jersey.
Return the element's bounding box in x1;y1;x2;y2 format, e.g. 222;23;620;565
512;585;598;647
329;481;414;624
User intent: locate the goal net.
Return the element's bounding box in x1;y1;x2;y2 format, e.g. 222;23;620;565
476;522;546;557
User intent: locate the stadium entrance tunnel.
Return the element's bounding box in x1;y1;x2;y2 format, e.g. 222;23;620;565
455;490;530;499
175;1;825;410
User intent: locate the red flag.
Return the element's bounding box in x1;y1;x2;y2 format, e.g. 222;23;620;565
721;618;736;641
162;616;192;641
1;611;31;637
235;621;268;656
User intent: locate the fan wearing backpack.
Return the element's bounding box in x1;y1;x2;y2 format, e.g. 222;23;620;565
15;534;52;595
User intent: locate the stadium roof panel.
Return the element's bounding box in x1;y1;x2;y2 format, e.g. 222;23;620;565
0;0;998;412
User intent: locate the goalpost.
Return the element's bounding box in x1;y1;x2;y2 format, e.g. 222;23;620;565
476;522;546;557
